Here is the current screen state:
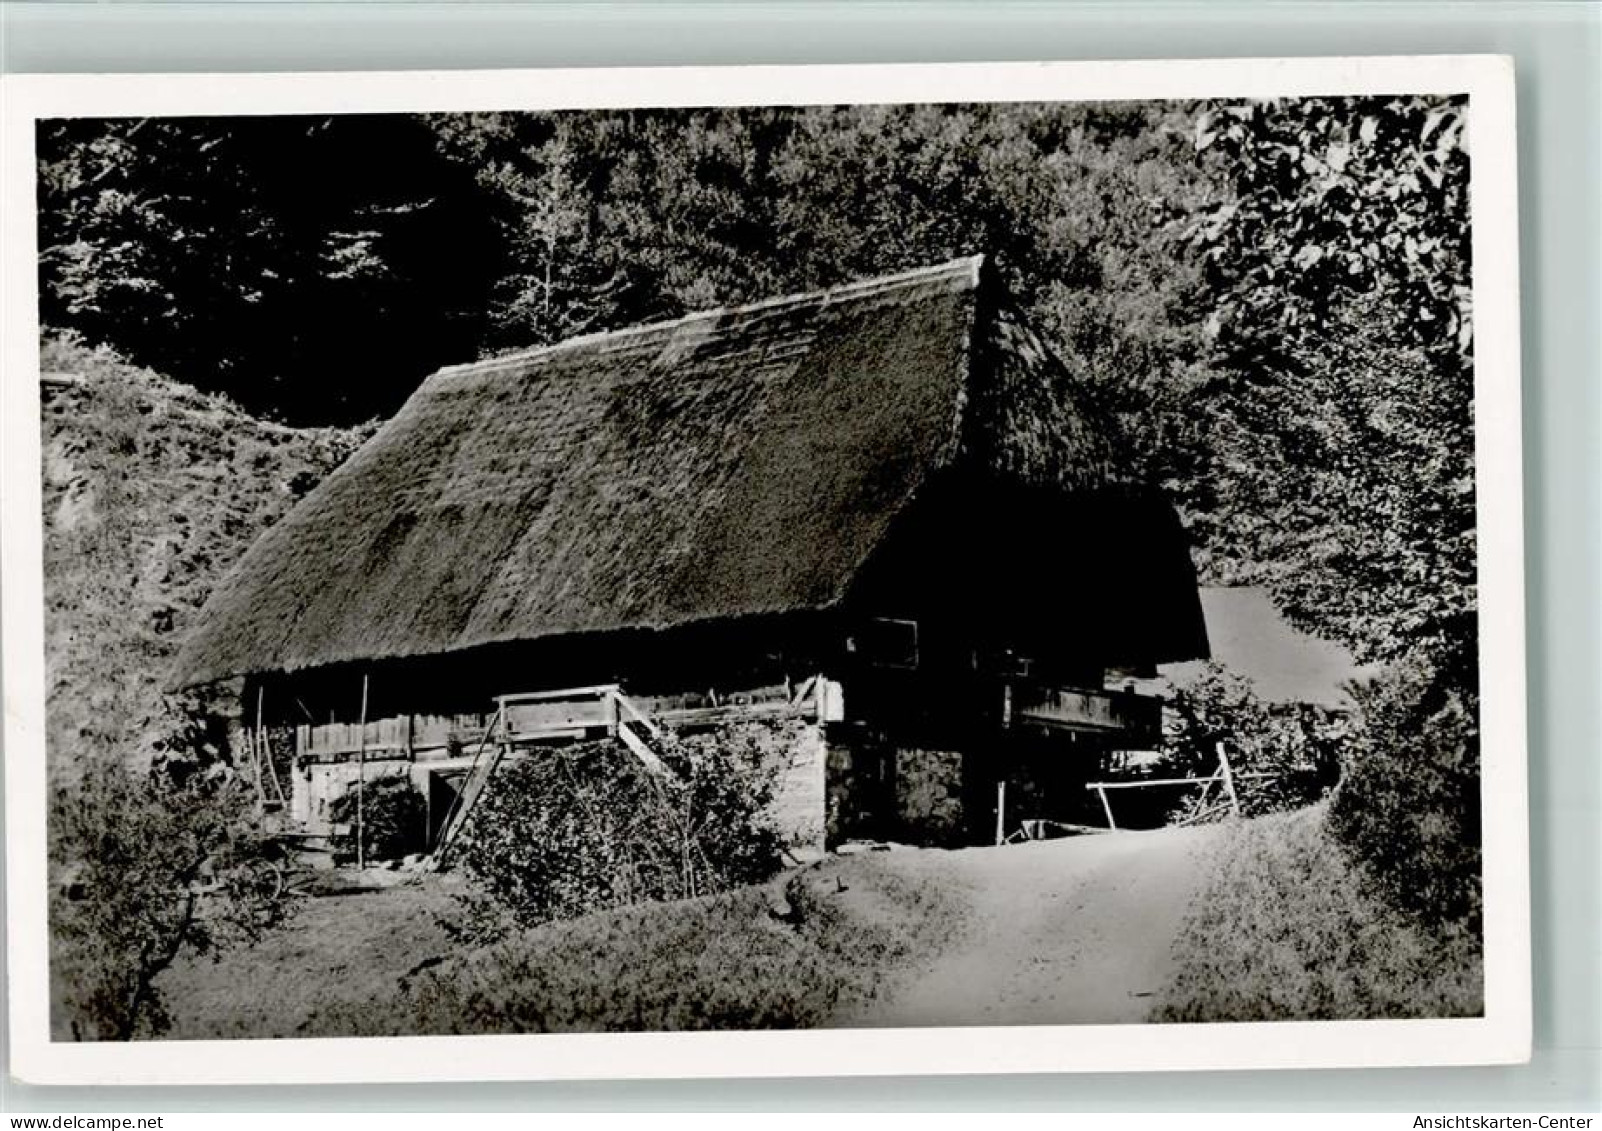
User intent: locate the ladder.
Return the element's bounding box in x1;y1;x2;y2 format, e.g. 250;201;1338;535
430;703;507;866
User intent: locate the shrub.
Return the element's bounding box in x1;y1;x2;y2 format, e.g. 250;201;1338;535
51;758;281;1040
1157;663;1341;822
449;731;786;937
1329;657;1481;931
329;775;427;863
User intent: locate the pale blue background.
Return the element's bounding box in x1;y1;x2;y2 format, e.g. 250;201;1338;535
2;0;1597;1113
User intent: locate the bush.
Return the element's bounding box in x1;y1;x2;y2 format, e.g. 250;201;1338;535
1329;657;1481;931
330;775;427;863
51;758;281;1040
1158;663;1341;821
449;731;786;938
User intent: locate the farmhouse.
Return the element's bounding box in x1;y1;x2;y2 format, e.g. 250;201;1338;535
169;256;1208;856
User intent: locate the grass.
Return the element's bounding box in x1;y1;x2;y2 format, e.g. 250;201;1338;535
155;852;961;1038
151;878;461;1040
1156;804;1483;1022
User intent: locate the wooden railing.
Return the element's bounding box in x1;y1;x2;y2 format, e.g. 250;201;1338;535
497;684;621;742
294;713;486;760
1012;684;1162;746
294;676;838;761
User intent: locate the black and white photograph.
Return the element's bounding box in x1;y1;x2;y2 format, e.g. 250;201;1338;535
0;59;1528;1082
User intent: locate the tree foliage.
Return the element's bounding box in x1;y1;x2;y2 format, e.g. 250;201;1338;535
39;104;1213;458
1176;96;1480;929
37;115;498;424
1329;658;1482;932
1160;664;1344;821
1180;96;1475;671
51;755;285;1040
1190;96;1470;365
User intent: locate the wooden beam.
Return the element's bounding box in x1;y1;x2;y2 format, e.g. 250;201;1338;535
1083;772;1277;791
432;704;508;866
356;673;368;870
612;689;665;743
257;685;287;805
790;674;819;709
1217;742;1241;817
618;721;668;776
248;684;266;811
1097;784;1117;830
495;684;621;705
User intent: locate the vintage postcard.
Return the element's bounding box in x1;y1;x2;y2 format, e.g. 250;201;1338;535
1;57;1528;1083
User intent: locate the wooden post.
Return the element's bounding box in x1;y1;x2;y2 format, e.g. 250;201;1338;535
1098;784;1117;830
423;773;433;853
256;685;287;805
1217;741;1241;818
250;684;265;812
357;673;369;870
995;780;1006;845
242;728;261;814
604;687;620;738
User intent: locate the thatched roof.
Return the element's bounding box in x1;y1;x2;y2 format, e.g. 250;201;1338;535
171;256;1172;688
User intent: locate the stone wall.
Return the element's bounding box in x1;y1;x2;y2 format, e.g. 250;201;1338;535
823;729;977;848
893;745;970;846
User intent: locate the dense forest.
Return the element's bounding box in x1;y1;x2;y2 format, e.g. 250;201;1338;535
36;97;1472;675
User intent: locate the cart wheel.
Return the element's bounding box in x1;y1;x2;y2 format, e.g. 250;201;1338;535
248;859;286;903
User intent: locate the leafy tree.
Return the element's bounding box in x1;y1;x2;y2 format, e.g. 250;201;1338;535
1180;96;1481;932
1180;96;1474;671
51;758;283;1040
1190;96;1469;364
1330;659;1482;932
1161;663;1343;821
37;115;498;424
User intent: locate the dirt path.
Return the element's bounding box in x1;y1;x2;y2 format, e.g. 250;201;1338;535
842;823;1227;1028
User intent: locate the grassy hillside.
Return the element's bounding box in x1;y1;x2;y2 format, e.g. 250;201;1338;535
1157;805;1483;1021
39;336;372;793
155;852;960;1038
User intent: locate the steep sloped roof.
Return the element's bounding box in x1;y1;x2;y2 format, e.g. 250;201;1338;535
170;257;1150;687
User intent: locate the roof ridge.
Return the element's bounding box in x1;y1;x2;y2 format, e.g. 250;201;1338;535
433;254;985;382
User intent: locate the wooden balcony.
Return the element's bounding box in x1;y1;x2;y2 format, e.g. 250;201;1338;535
292;677;841;761
1011;684;1162;747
